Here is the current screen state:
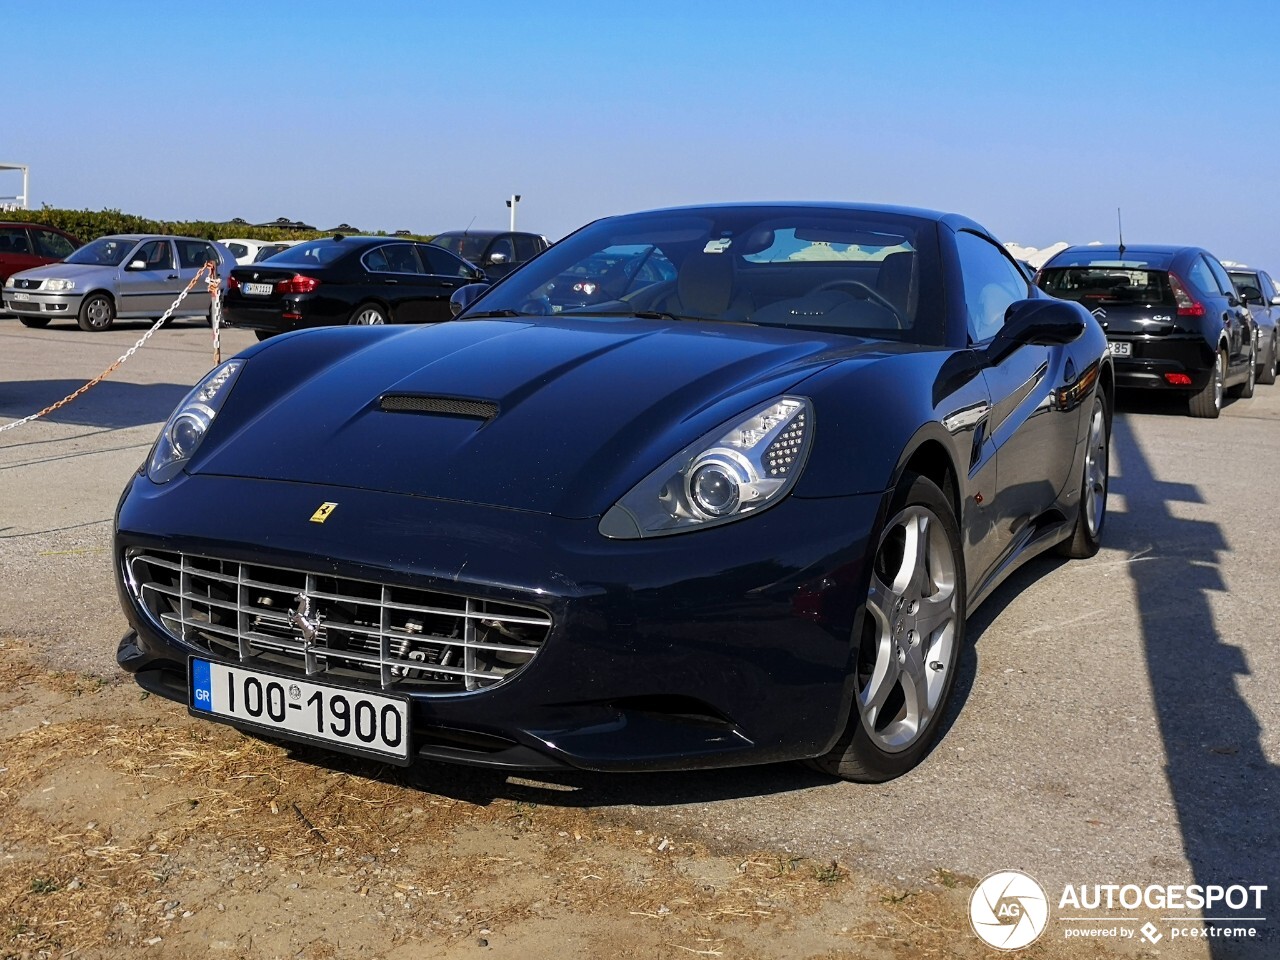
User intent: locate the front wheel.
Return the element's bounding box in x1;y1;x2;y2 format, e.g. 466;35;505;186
1056;392;1109;559
77;293;115;332
1231;344;1256;399
805;473;965;782
1259;336;1278;385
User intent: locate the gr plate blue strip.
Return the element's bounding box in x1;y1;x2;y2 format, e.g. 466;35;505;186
191;658;213;712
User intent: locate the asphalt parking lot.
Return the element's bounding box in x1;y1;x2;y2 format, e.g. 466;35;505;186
1;318;1277;955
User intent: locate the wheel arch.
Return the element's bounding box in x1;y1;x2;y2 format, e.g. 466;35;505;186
350;298;394;322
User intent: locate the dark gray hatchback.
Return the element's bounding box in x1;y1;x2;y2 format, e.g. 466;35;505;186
1037;245;1255;418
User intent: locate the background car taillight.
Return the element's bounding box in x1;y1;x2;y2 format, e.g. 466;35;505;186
227;275;241;292
276;275;320;295
1168;273;1204;317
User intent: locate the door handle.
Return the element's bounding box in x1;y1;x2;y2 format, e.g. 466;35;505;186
166;274;179;280
383;279;399;285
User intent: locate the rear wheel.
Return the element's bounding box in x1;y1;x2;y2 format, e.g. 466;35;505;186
349;303;388;326
1056;392;1109;559
1260;336;1278;385
17;315;50;328
1188;349;1225;418
805;473;964;782
77;293;115;332
254;330;275;342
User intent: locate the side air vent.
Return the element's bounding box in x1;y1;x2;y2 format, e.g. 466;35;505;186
379;395;498;420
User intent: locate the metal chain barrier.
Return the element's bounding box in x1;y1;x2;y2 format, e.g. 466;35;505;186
0;260;223;435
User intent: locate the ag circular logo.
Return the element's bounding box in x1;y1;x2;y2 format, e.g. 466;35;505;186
969;869;1050;950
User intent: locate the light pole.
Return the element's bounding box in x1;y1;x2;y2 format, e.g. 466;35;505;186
505;194;521;231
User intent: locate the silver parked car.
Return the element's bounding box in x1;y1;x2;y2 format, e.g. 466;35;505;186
2;234;235;331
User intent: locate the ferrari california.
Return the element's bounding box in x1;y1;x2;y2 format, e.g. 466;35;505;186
114;203;1112;782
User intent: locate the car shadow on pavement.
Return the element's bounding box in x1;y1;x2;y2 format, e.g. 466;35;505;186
1107;413;1278;957
0;379;189;430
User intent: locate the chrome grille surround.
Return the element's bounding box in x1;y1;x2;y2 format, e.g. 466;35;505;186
125;549;552;693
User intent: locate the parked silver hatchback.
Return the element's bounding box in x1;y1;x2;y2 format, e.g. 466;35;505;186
2;234;234;331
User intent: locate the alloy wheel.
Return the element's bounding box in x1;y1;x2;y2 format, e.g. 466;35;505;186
353;308;385;325
858;505;958;753
1084;399;1107;538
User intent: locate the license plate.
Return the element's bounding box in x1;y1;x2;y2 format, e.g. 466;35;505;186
1107;341;1131;357
243;282;274;296
12;292;30;301
188;658;412;765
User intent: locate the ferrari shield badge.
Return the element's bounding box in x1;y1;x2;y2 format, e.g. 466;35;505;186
310;502;339;523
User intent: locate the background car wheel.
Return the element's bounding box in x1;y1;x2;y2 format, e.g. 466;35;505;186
254;330;275;342
1188;350;1225;419
1260;336;1278;385
1056;392;1109;559
17;315;51;328
1231;345;1256;399
349;303;388;325
805;472;965;783
76;293;115;332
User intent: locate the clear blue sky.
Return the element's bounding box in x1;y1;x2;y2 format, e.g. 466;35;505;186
5;0;1279;264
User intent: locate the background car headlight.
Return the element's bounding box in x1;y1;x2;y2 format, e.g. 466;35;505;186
44;279;75;291
3;277;14;289
147;360;244;483
599;396;813;538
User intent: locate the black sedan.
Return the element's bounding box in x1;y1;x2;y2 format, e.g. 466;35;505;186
1037;244;1255;417
114;203;1112;783
222;235;484;340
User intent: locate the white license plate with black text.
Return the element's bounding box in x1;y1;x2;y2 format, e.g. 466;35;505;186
243;282;274;296
1107;341;1131;357
189;658;411;764
12;292;30;301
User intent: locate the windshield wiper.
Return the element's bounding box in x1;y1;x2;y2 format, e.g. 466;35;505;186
461;309;527;318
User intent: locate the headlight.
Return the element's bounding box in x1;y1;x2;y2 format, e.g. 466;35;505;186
3;276;14;289
599;396;813;538
147;360;244;483
44;279;75;292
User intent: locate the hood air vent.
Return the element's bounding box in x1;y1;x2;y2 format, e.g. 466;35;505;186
379;395;498;420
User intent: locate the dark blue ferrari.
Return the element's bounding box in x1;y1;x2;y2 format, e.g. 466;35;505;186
114;204;1113;782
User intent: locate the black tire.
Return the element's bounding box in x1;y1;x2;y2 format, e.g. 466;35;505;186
349;302;388;326
804;472;965;782
1260;336;1279;386
1231;344;1256;399
77;293;115;332
1188;350;1225;418
1055;392;1109;559
17;315;50;328
254;330;275;342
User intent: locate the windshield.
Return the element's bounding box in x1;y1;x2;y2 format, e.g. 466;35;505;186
64;237;138;266
462;207;942;343
262;239;353;267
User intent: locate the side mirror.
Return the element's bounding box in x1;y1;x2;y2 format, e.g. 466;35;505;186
469;267;487;282
126;259;148;271
487;251;508;265
1270;295;1280;307
1226;293;1242;308
449;282;491;317
988;298;1086;365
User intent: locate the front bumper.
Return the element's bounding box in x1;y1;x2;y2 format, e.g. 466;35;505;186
115;472;881;773
2;290;82;317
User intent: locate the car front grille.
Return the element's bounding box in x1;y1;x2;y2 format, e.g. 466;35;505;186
12;278;42;290
125;550;552;693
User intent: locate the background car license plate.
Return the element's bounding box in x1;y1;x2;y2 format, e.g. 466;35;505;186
188;658;411;764
1107;341;1131;357
12;292;30;301
243;282;273;296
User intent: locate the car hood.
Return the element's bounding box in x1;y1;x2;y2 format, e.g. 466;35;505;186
195;317;883;517
12;262;116;281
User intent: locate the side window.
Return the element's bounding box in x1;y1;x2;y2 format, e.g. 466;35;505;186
1262;272;1278;301
0;226;28;253
955;230;1028;343
225;242;248;260
1203;256;1237;297
33;230;75;259
362;246;390;272
383;243;423;274
1187;257;1218;297
135;240;175;270
176;240;212;269
513;235;540;261
417;244;472;278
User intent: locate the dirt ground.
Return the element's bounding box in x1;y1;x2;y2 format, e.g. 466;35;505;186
0;637;1156;960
